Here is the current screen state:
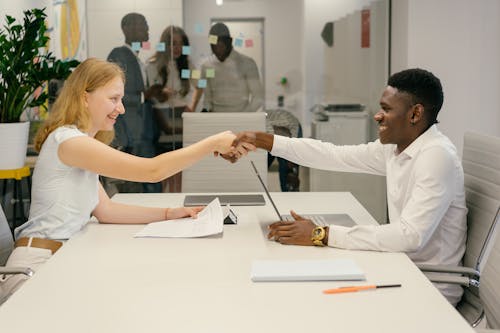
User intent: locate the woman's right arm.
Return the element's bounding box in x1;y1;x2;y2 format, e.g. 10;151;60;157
58;131;244;183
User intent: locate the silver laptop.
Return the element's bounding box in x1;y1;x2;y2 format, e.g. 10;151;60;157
250;161;357;228
184;194;265;206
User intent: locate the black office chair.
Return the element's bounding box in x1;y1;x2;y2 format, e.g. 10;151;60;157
266;109;302;192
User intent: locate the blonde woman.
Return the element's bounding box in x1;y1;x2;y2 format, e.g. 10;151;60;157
0;58;249;301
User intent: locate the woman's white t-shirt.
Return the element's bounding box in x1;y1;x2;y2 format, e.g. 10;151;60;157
15;126;99;240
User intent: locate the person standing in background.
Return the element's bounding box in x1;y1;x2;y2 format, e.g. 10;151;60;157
146;25;202;192
107;12;160;193
199;22;263;113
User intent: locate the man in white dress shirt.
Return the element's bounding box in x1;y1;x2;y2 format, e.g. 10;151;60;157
200;22;263;113
230;68;467;306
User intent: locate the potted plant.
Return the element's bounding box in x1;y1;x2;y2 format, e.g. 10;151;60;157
0;7;79;169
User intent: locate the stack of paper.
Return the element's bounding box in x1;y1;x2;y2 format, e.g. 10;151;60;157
134;198;223;238
250;259;365;282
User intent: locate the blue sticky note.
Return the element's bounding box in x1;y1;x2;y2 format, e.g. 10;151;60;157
234;38;243;48
131;42;141;51
181;69;191;79
156;42;166;52
197;79;207;88
182;46;191;55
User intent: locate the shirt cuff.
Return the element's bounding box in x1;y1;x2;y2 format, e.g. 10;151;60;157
327;225;351;248
270;134;287;156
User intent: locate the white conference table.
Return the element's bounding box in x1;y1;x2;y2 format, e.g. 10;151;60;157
0;192;474;333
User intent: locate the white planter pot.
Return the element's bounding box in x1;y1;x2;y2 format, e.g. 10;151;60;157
0;122;30;170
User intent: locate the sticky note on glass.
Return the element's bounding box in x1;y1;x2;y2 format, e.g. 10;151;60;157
191;70;201;79
205;68;215;78
181;69;191;79
197;79;207;89
182;46;191;55
245;39;254;48
195;23;203;34
208;35;218;45
234;38;243;48
156;42;166;52
142;41;151;50
131;42;141;51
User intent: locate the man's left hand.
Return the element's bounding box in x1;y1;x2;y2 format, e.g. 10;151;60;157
267;210;316;246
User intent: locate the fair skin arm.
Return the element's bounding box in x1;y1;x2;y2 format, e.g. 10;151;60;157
58;131;247;183
93;183;204;224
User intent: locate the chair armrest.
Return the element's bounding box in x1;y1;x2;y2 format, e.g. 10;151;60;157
422;272;479;287
417;263;479;278
0;266;34;277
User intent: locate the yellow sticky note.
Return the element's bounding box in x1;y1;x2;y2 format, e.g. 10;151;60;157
208;34;218;45
191;70;201;79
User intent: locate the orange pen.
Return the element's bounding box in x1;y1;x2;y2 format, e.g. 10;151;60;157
323;284;401;294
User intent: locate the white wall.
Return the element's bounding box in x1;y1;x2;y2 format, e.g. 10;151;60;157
323;0;389;140
0;0;42;21
391;0;500;154
86;0;183;63
303;0;382;136
183;0;303;119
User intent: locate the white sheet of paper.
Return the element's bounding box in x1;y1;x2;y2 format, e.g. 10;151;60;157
134;198;223;238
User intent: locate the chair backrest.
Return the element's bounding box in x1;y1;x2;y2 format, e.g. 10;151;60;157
462;132;500;270
182;112;267;192
478;209;500;328
266;109;301;138
0;206;14;266
457;132;500;325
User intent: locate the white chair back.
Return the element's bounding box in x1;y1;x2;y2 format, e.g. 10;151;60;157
458;132;500;325
182;112;267;192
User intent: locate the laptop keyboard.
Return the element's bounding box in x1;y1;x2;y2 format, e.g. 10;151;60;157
282;214;327;227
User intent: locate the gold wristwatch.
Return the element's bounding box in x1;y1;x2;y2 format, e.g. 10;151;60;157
311;226;326;246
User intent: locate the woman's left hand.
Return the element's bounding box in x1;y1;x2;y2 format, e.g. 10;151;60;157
167;206;204;220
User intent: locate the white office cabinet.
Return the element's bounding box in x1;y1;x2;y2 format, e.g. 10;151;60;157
310;111;388;224
311;111;369;145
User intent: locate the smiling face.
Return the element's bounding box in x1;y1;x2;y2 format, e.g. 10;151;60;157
374;86;416;153
85;76;125;136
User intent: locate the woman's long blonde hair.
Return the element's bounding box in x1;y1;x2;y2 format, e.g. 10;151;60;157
34;58;125;152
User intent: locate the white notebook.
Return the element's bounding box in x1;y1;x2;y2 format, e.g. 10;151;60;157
250;259;365;282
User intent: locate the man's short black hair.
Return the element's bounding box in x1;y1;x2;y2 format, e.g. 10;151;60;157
121;12;145;30
209;22;231;38
388;68;444;125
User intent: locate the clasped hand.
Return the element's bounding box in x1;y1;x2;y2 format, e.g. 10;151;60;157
219;131;257;163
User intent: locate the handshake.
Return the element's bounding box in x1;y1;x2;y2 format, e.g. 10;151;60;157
212;131;273;163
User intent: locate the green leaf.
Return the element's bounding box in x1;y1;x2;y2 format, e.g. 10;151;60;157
0;7;80;123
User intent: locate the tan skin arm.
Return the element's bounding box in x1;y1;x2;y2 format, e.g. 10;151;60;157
93;183;203;224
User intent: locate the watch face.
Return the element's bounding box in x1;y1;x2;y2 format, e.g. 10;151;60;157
312;227;325;240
